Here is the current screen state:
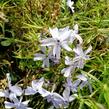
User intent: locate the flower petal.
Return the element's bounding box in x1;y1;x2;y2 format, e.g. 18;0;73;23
32;77;44;90
53;44;61;59
49;28;59;39
39;88;50;97
25;86;37;95
77;74;87;81
71;79;81;92
67;0;74;13
9;85;23;96
61;66;74;77
52;92;65;102
74;34;83;44
42;58;49;68
84;45;92;55
34;53;45;61
65;56;73;65
73;24;78;34
63;87;70;102
4;101;15;109
0;90;9;97
59;30;71;41
59;26;69;34
41;47;46;53
61;42;72;51
41;38;56;46
22;100;30;106
79;81;87;89
73;45;83;56
69;94;76;102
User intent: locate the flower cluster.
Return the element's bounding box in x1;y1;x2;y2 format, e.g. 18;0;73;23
0;1;92;109
0;74;31;109
33;12;92;108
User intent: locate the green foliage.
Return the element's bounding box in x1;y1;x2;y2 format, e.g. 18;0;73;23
0;0;109;109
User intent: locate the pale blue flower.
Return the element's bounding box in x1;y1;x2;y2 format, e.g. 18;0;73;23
41;27;72;59
61;56;76;77
9;85;23;97
5;96;32;109
62;45;92;77
34;47;59;67
0;89;10;98
65;75;92;93
45;91;67;108
0;73;23;99
73;44;92;69
37;86;67;108
34;47;52;67
25;77;44;95
64;77;81;93
63;87;76;103
76;74;92;92
7;73;23;96
46;92;66;108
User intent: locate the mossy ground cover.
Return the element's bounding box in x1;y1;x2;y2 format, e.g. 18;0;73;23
0;0;109;109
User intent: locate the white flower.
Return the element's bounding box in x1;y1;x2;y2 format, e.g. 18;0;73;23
61;56;76;77
0;73;23;99
34;47;52;67
37;84;67;108
64;77;81;93
61;45;92;77
40;88;66;108
0;86;23;100
41;27;72;59
7;73;23;96
63;87;76;103
9;85;23;97
73;44;92;69
46;92;66;108
76;74;92;92
34;47;59;67
0;89;10;98
25;77;44;95
67;0;74;13
5;96;32;109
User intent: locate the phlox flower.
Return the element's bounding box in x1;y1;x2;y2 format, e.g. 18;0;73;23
73;44;92;69
61;45;92;77
25;77;44;95
64;77;81;93
34;47;59;67
64;75;92;93
63;86;76;103
41;27;72;59
76;74;92;92
37;86;67;108
61;56;76;77
46;92;66;108
5;96;32;109
0;73;23;99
